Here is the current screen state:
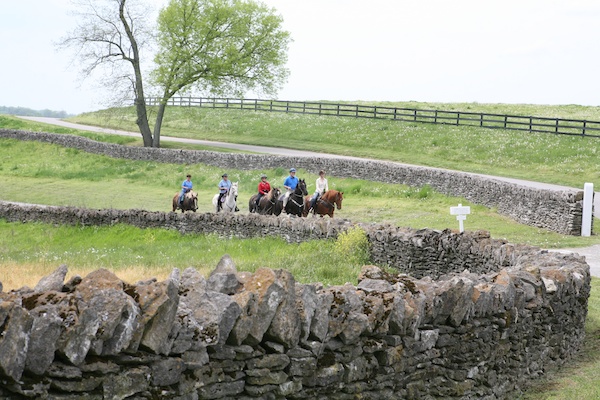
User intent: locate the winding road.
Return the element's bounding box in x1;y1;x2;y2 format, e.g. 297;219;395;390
17;116;600;277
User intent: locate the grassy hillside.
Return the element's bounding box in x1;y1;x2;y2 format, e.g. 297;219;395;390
69;103;600;188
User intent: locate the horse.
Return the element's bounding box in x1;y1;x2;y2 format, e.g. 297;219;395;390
273;179;308;217
212;182;238;213
172;190;198;213
303;189;344;218
249;187;281;215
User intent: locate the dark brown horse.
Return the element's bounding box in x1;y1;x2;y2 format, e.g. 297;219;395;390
303;189;344;218
172;190;198;213
249;187;281;215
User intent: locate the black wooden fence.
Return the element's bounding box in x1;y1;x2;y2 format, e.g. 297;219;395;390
145;97;600;138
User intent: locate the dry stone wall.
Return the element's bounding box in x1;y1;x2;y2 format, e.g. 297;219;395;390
0;129;588;235
0;201;592;399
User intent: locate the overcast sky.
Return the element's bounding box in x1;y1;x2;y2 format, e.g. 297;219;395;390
1;0;599;114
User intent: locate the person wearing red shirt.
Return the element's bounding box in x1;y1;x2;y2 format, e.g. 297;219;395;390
256;174;271;207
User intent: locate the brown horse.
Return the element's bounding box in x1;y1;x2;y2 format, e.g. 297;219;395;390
249;187;281;215
303;189;344;218
172;190;198;213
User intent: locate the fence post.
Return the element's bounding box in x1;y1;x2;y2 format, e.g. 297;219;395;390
583;121;587;136
413;110;417;122
529;117;532;132
456;112;460;126
582;183;594;236
480;114;483;127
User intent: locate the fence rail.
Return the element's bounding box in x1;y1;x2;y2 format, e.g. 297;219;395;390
144;97;600;138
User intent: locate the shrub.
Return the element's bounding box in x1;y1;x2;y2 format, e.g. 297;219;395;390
334;226;370;265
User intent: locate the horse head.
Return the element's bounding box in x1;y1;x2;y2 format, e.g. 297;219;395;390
297;179;308;196
334;191;344;210
230;182;239;197
272;187;281;200
179;190;198;212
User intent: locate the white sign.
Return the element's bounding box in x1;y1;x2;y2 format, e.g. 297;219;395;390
582;182;594;237
450;203;471;233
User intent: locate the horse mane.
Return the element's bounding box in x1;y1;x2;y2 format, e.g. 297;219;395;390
322;189;338;201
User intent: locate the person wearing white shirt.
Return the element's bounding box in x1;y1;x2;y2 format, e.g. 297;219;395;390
309;170;329;213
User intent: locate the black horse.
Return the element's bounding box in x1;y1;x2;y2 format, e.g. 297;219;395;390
273;179;308;217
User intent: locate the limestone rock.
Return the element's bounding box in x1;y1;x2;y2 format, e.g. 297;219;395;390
25;305;62;375
242;268;285;346
34;264;68;293
265;269;301;349
0;301;33;381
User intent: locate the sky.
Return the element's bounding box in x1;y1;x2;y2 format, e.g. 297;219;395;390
1;0;600;114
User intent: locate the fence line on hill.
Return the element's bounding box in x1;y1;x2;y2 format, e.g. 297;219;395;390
143;96;600;138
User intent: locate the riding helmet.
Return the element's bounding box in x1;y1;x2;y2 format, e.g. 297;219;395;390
261;174;267;179
289;168;296;173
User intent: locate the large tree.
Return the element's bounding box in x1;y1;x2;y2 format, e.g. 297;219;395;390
59;0;290;147
151;0;290;147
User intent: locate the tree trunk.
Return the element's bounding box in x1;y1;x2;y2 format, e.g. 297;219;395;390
136;98;153;147
119;0;153;147
153;102;167;148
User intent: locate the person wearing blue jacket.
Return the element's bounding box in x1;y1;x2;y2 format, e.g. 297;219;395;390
217;173;232;212
282;168;298;210
179;174;193;204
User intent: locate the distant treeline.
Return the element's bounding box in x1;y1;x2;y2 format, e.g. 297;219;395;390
0;106;71;118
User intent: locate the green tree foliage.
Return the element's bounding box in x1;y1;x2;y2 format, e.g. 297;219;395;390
150;0;290;147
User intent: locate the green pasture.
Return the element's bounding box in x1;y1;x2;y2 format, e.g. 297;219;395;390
67;103;600;189
2;105;600;399
0;136;597;248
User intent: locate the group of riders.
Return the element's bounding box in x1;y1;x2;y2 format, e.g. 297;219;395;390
177;168;329;214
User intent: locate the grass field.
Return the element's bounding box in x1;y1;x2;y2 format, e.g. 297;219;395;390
2;103;600;399
68;103;600;188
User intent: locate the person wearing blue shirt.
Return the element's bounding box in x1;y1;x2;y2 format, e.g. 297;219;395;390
282;168;298;210
217;173;232;212
179;174;193;204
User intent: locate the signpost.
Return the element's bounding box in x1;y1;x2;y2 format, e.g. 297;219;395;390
582;182;594;237
450;204;471;233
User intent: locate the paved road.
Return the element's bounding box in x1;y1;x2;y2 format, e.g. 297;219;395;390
17;116;600;277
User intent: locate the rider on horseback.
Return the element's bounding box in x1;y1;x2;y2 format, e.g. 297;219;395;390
256;174;270;208
282;168;298;212
309;170;329;214
217;173;231;212
179;174;193;205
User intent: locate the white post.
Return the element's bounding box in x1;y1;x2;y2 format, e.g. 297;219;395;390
581;182;594;237
450;204;471;233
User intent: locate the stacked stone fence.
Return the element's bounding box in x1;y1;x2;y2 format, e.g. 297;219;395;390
0;200;590;398
0;129;589;235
